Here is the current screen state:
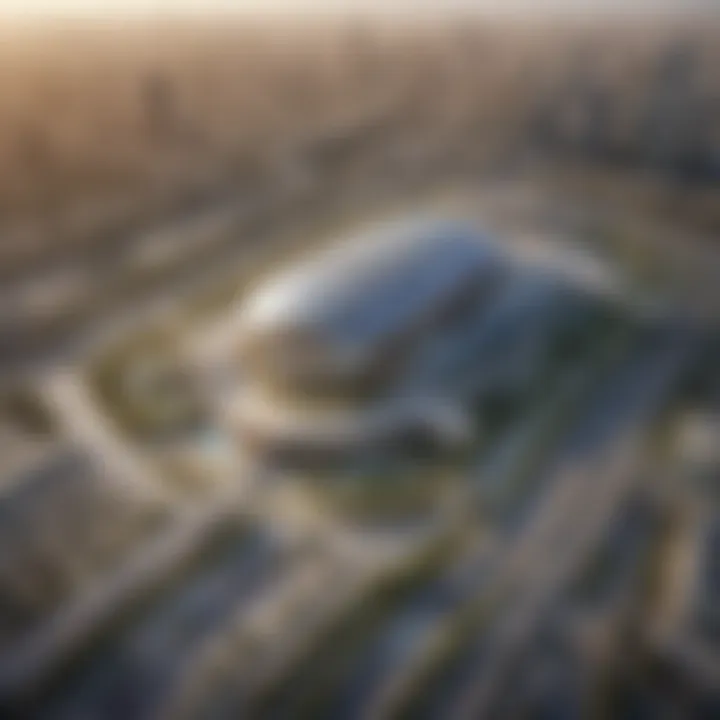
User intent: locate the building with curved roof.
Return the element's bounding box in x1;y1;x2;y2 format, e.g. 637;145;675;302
224;217;608;469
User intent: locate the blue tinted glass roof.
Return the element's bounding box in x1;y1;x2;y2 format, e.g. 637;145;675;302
242;219;505;352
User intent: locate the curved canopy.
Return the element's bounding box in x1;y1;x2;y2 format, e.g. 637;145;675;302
240;218;506;358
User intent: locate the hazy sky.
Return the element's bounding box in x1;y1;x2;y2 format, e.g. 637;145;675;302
0;0;714;17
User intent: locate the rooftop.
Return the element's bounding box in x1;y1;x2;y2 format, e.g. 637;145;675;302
240;218;505;353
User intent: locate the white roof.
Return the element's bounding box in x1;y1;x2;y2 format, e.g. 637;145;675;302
240;218;505;353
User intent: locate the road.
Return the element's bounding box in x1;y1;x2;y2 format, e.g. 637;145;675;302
442;325;696;720
41;371;172;507
36;525;284;720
